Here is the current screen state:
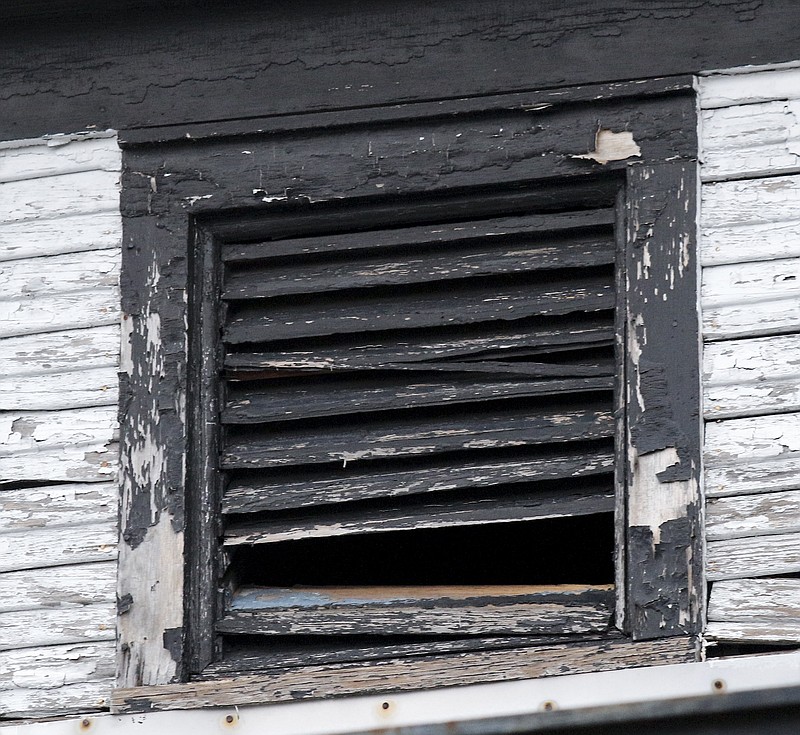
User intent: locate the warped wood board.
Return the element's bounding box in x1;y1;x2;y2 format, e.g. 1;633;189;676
700;68;800;109
701;99;800;181
0;169;120;224
706;621;800;645
700;175;800;266
0;325;119;377
220;585;614;637
705;453;800;498
0;135;119;184
112;637;696;713
703;334;800;419
707;489;800;540
708;578;800;621
701;256;800;340
0;522;118;573
0;482;116;533
0;406;118;482
0;210;122;262
704;412;800;468
0;366;119;411
706;531;800;580
0;560;116;613
0;602;115;651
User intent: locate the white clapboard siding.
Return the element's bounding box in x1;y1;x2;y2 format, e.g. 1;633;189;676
0;135;119;184
706;620;800;645
0;407;118;482
705;453;800;498
705;413;800;466
0;523;118;573
701;256;800;340
0;482;116;533
0;290;120;339
0;603;116;651
700;176;800;266
0;169;120;224
700;67;800;109
706;532;800;580
0;561;116;613
708;578;800;621
706;489;800;540
701;100;800;181
703;334;800;419
0;366;119;411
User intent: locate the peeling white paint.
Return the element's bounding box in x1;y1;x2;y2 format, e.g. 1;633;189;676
573;129;641;165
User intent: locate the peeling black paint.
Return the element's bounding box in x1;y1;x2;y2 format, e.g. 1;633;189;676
163;628;184;663
117;593;134;615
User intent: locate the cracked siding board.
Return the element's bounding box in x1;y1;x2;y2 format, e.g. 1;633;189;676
706;489;800;540
707;532;800;580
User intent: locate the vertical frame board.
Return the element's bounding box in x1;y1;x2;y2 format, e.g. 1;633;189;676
624;161;703;639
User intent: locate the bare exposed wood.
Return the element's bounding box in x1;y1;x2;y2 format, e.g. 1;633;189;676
705;453;800;498
706;532;800;580
703;334;800;419
224;447;615;513
111;637;696;713
0;603;115;651
706;620;800;645
0;561;116;613
224;483;614;545
220;584;613;636
0;135;120;184
0;679;113;718
706;489;800;541
708;578;800;622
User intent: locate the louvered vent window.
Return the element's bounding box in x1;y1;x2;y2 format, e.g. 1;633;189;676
201;186;620;670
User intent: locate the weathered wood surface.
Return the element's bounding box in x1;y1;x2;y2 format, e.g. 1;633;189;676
706;532;800;580
700;175;800;266
112;637;696;713
224;447;615;513
708;578;800;622
706;489;800;541
0;643;113;717
0;407;118;482
705;620;800;645
0;482;116;532
703;334;800;419
0;523;118;573
701;100;800;181
0;135;119;184
220;585;613;636
705;413;800;466
705;453;800;498
0;366;119;411
700;68;800;110
0;603;115;651
701;256;800;341
0;561;116;613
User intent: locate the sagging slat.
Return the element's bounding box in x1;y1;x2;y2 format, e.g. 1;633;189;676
223;236;614;299
111;637;697;713
222;209;616;262
224;447;615;513
223;375;613;424
225;275;614;343
706;489;800;541
223;484;614;545
708;578;800;622
225;317;614;371
218;584;613;636
222;405;613;469
706;531;800;580
703;334;800;419
706;620;800;645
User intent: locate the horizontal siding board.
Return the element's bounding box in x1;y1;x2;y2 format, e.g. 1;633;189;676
708;578;800;621
0;603;116;651
705;453;800;498
703;334;800;419
0;482;116;534
0;679;113;718
224;448;615;513
0;290;121;338
0;561;117;613
0;137;120;184
0;366;119;411
706;489;800;540
704;413;800;467
0;522;118;573
706;620;800;644
706;531;800;580
220;585;613;636
700;68;800;109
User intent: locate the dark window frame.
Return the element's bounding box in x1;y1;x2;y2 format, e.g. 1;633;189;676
114;78;702;712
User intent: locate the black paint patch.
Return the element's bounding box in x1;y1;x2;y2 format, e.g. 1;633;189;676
163;628;184;663
117;593;134;615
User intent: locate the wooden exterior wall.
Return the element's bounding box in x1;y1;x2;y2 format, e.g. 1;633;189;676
0;135;121;717
699;67;800;647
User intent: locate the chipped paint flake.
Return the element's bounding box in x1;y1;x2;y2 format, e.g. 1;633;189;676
573;129;641;165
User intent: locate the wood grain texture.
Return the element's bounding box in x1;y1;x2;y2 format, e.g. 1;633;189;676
703;334;800;419
704;413;800;468
705;453;800;498
0;366;119;411
0;603;115;651
700;67;800;110
708;578;800;621
706;532;800;580
0;135;119;184
705;620;800;645
706;489;800;541
112;637;696;713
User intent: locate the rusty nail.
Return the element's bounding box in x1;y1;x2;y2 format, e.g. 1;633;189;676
80;719;91;729
381;702;390;710
713;679;725;692
225;714;235;723
542;701;556;712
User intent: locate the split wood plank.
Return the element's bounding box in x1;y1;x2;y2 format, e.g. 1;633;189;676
706;489;800;540
705;453;800;498
703;334;800;419
701;256;800;340
111;637;696;713
0;169;120;224
0;561;116;613
700;175;800;266
699;68;800;109
0;522;118;573
0;482;117;534
706;621;800;645
0;602;115;651
706;531;800;580
0;136;119;184
701;100;800;181
220;585;613;636
0;366;119;411
224;447;615;513
708;578;800;621
0;406;118;482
